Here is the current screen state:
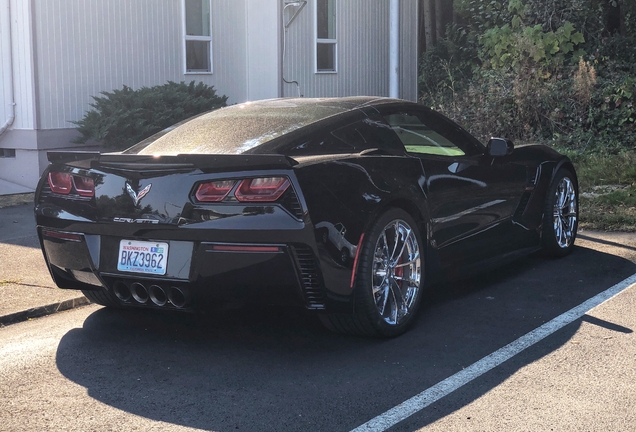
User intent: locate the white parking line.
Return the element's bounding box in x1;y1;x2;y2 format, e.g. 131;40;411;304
351;273;636;432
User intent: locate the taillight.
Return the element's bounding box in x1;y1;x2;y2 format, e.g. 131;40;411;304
47;171;95;197
73;176;95;197
235;177;290;202
48;172;72;195
195;180;237;202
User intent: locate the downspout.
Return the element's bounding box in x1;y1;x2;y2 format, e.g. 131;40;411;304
389;0;400;98
282;1;306;97
0;0;15;137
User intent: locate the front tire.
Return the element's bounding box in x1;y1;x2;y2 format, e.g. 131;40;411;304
320;208;424;337
542;168;578;257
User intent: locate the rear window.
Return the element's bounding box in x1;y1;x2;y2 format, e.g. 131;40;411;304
124;100;349;155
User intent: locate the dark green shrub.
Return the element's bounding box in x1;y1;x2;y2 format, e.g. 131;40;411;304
73;81;228;150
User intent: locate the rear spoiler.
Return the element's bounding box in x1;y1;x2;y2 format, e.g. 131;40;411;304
47;151;298;172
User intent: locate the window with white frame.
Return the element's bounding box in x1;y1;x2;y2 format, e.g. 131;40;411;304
184;0;212;73
316;0;336;72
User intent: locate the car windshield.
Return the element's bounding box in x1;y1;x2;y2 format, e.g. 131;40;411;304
123;99;351;155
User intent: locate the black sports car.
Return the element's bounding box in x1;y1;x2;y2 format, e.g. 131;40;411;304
35;97;578;337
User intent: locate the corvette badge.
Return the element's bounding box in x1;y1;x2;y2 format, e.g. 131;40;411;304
126;182;152;206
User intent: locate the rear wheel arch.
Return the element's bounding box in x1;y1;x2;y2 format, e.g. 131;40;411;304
372;199;429;245
320;206;426;337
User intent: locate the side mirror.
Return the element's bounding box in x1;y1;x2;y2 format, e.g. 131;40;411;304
487;137;514;157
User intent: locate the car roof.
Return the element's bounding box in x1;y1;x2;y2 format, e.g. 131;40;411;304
126;97;412;156
230;96;407;113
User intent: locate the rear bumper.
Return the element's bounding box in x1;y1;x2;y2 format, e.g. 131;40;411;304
38;227;332;312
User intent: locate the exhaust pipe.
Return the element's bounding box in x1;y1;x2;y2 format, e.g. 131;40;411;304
167;286;190;308
130;282;149;304
148;285;168;307
113;281;131;302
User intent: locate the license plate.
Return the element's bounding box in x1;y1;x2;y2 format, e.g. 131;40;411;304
117;240;169;275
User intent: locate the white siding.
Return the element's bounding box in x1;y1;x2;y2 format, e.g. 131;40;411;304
283;0;418;101
32;0;249;130
0;0;36;133
246;0;281;101
0;4;8;133
400;0;418;101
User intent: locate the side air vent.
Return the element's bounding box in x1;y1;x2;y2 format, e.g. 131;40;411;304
279;188;304;219
513;191;532;220
526;166;539;185
514;166;541;220
293;246;325;309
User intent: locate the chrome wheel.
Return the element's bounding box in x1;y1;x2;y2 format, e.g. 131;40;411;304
371;219;421;325
553;176;577;248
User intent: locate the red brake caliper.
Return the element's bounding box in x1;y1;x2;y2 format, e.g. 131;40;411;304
395;256;404;282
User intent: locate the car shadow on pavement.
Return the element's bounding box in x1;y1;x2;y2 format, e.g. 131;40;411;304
54;244;636;431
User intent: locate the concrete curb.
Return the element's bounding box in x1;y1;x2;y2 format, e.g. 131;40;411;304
0;296;91;327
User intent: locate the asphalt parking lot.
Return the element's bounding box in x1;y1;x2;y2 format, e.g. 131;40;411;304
1;199;635;430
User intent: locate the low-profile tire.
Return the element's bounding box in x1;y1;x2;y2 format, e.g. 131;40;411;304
541;168;578;257
320;208;424;337
82;289;121;308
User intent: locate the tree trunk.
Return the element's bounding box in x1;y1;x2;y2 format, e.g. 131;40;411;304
435;0;444;41
423;0;434;50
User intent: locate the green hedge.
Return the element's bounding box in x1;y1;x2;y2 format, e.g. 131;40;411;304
73;81;228;151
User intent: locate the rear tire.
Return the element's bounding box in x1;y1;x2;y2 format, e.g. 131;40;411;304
82;289;121;308
320;208;424;337
542;168;578;257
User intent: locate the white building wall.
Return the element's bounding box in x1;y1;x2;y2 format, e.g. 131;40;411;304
32;0;249;131
246;0;281;101
10;0;37;131
0;0;37;135
0;3;8;133
0;0;39;190
282;0;418;101
400;0;418;101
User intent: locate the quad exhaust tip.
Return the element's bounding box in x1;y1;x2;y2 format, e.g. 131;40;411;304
149;284;168;307
113;281;190;308
130;282;149;304
168;286;190;309
113;281;131;302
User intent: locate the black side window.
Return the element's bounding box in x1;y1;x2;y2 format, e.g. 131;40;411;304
332;118;404;155
280;118;404;156
383;109;483;157
285;131;355;156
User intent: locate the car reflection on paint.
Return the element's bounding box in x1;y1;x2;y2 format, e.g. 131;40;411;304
315;221;357;264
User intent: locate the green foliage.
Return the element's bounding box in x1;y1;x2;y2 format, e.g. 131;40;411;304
566;150;636;188
454;0;513;33
73;81;228;150
419;24;478;108
480;20;585;69
420;0;636;153
431;0;636;230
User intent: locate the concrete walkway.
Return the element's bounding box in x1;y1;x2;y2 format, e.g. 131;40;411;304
0;198;89;326
0;178;35;195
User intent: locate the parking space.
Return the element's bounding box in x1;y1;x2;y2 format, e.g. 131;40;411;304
49;232;636;431
1;228;635;431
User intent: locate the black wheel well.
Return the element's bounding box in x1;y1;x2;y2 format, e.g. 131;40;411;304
555;160;579;187
379;199;428;241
